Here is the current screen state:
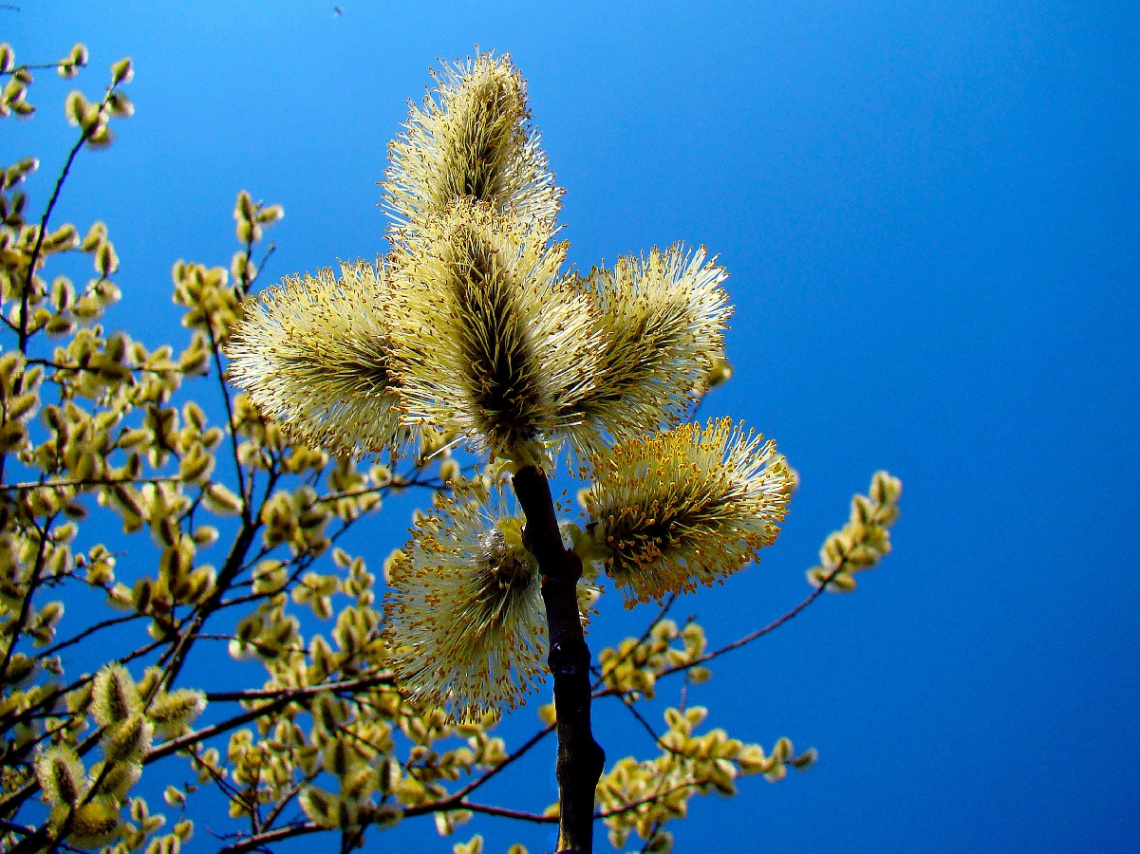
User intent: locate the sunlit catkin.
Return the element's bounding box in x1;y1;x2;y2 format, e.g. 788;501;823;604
384;53;560;233
34;745;83;806
226;260;409;457
566;245;731;460
383;489;548;720
90;662;139;727
389;198;598;464
584;418;793;605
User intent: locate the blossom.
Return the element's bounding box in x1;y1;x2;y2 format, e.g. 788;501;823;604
388;198;598;464
583;418;793;605
226;260;410;456
565;244;731;460
384;53;561;233
383;488;548;719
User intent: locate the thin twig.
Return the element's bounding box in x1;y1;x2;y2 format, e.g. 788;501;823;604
0;475;181;492
655;563;847;680
18;95;109;352
205;673;393;703
592;593;677;690
611;693;688;759
36;612;143;659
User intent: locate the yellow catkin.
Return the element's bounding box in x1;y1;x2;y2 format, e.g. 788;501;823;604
226;260;411;457
584;418;794;605
383;487;552;720
566;245;732;461
383;53;561;233
388;199;599;464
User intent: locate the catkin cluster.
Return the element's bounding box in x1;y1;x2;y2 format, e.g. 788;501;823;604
228;54;793;718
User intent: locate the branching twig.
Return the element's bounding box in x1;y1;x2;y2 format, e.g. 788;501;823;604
17;93;111;353
655;563;847;681
611;693;689;759
149;673;394;764
0;475;181;493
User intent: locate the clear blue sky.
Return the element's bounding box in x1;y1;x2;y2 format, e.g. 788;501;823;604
6;2;1139;852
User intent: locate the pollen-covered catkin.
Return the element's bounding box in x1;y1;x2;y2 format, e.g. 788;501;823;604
226;260;409;457
584;418;794;605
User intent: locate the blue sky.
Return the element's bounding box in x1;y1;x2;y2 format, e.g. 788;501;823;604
6;2;1139;852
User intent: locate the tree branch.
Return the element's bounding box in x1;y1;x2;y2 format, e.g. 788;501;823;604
457;800;554;823
147;673;393;764
512;465;605;854
18;124;90;353
217;821;320;853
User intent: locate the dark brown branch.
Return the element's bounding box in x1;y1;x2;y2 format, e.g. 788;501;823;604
512;465;605;854
611;693;689;759
147;673;393;764
0;514;51;688
205;673;392;703
260;768;321;834
37;611;143;658
0;635;164;737
5;825;50;854
456;800;554;823
26;356;188;375
448;719;555;802
144;689;292;765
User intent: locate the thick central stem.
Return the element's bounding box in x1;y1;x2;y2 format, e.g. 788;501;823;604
511;465;605;854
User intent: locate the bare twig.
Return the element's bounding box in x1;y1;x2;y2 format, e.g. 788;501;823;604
655;563;847;680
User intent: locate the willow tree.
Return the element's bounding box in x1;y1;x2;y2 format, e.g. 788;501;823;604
0;43;901;854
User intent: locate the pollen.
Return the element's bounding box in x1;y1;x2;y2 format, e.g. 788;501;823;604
564;244;732;461
583;418;794;605
388;198;598;464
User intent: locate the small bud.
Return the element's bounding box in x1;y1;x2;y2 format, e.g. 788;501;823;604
35;746;84;806
149;688;207;739
106;90;134;118
91;663;140;726
234;189;256;222
255;203;284;224
110;57;134;86
706;356;734;389
68;801;121;847
102;712;153;764
299;787;339;829
85;124;115;150
64;90;88;127
203;482;243;515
